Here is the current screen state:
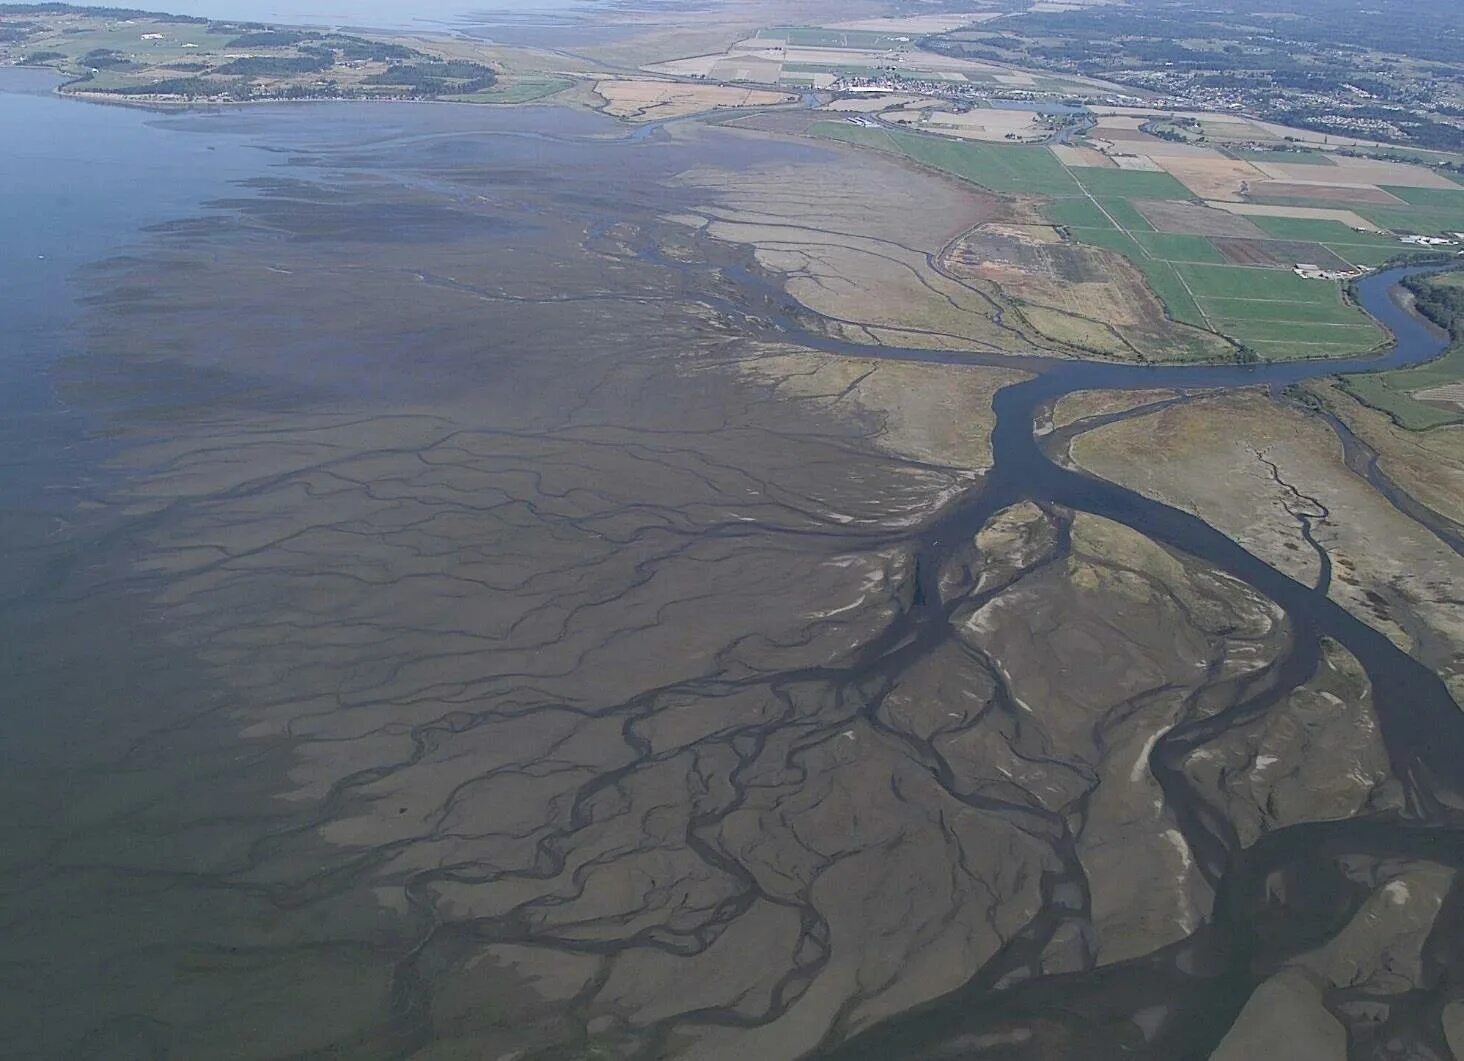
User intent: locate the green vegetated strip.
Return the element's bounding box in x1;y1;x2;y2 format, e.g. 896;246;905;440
1325;243;1437;268
813;120;904;154
1340;271;1464;429
1042;196;1113;228
1130;231;1227;263
814;121;1079;194
1241;194;1464;238
1357;203;1464;234
1248;216;1400;245
1092;196;1155;232
1067;167;1193;200
1378;185;1464;210
891;131;1080;194
1173;262;1343;302
1202;296;1374;325
441;76;573;104
1217;320;1381;345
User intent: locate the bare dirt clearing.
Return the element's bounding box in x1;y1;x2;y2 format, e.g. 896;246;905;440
1135;199;1269;238
1212;238;1353;270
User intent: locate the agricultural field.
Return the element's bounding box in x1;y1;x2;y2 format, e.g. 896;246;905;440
815;108;1464;360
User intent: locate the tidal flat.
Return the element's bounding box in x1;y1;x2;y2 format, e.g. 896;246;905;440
4;75;1464;1061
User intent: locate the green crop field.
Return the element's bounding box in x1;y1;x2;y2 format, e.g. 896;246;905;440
1175;263;1341;302
1378;186;1464;210
1130;232;1227;263
890;133;1079;194
1202;297;1372;324
1215;320;1380;345
1248;216;1398;244
1042;197;1114;228
1358;203;1464;235
1325;243;1434;268
813;123;1080;194
1091;197;1156;231
1066;167;1193;200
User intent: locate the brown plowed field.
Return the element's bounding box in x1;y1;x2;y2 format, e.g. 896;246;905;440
1212;238;1353;270
1249;181;1406;205
1135;199;1267;237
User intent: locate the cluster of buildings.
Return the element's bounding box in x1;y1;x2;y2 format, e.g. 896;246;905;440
1293;264;1367;281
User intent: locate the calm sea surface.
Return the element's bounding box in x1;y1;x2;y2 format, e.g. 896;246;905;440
5;0;599;30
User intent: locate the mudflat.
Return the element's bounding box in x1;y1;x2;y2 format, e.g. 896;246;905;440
3;21;1464;1061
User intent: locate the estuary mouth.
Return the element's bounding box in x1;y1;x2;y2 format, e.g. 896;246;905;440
3;51;1464;1061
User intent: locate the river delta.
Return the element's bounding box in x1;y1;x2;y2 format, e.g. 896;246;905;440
3;59;1464;1061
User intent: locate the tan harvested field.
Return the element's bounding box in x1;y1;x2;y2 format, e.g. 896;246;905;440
1207;201;1384;231
1249;181;1405;205
1247;161;1341;182
1112;140;1222;158
1136;199;1268;238
1051;144;1117;168
1323;157;1463;189
1110;154;1164;171
595;79;794;120
1202;120;1275;140
1212;238;1353;270
1157;156;1266;200
709;57;783;82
